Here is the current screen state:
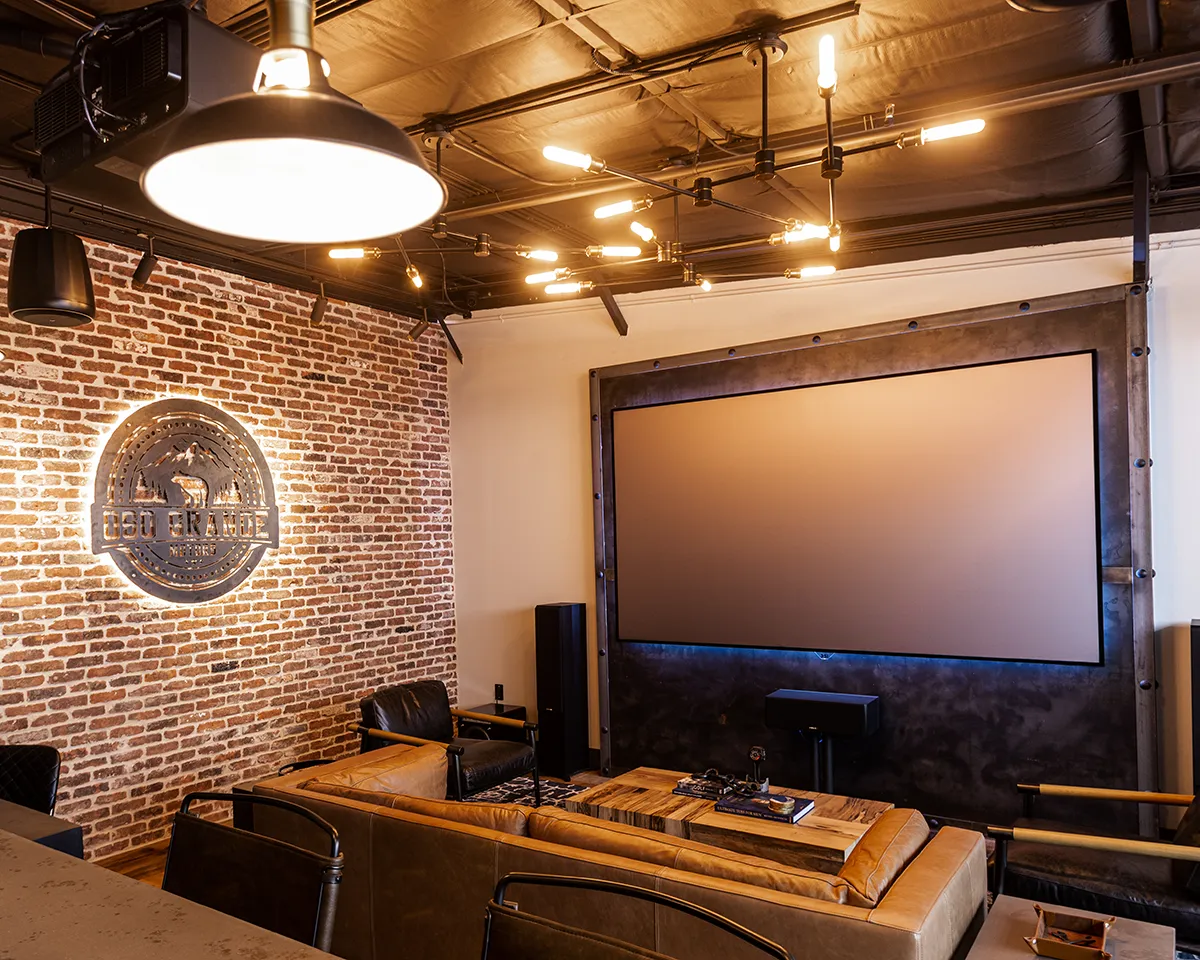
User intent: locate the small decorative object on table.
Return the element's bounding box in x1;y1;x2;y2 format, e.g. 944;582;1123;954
674;771;732;800
1025;904;1114;960
715;791;815;824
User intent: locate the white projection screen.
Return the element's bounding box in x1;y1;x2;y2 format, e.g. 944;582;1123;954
612;353;1102;663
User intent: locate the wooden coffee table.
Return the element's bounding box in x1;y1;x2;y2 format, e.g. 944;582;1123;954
564;767;893;872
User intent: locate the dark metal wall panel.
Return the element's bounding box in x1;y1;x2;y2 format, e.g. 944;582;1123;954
591;285;1154;831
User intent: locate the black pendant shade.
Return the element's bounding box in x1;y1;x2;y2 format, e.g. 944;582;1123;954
7;228;96;327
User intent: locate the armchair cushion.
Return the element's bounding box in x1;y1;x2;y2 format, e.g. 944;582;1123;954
361;680;454;743
1171;796;1200;895
307;743;447;800
0;744;61;815
452;738;536;796
838;808;930;907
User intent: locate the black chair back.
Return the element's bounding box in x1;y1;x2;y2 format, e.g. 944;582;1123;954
481;874;794;960
0;744;61;815
361;679;454;742
162;792;342;951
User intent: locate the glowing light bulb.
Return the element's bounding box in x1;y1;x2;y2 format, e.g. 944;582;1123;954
543;145;597;170
773;222;830;244
797;265;837;279
698;278;713;292
545;280;594;295
518;248;559;262
829;225;842;253
585;245;641;258
406;264;423;288
329;247;366;259
525;268;571;285
254;48;311;92
817;35;837;95
920;119;985;143
594;199;635;219
630;221;656;242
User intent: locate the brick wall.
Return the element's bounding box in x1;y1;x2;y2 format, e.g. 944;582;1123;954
0;216;456;859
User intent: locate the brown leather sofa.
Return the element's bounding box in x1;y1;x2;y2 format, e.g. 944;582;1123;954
253;745;986;960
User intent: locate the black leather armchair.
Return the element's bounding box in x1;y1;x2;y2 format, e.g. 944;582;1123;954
0;744;61;815
356;680;540;805
990;782;1200;951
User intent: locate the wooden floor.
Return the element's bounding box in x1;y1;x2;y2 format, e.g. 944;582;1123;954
99;772;608;887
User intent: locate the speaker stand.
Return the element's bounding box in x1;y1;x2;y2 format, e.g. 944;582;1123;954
806;728;836;794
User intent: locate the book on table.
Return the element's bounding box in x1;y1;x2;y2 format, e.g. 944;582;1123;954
713;792;815;824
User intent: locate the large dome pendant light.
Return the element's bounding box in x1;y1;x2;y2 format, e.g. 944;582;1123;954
141;0;446;244
6;187;95;328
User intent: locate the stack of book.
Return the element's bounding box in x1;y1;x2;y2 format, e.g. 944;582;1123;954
714;792;815;824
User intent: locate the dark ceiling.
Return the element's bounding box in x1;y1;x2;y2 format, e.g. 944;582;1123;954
1;0;1199;324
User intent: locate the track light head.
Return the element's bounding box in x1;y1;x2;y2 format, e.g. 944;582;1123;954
430;215;448;240
407;317;431;340
310;285;329;322
692;177;714;207
132;247;158;288
473;233;491;257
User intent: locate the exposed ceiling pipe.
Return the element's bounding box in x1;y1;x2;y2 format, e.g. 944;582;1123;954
445;46;1200;221
405;1;860;135
22;0;95;31
0;25;77;59
1006;0;1114;10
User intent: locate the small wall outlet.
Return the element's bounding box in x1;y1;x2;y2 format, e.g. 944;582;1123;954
494;683;504;703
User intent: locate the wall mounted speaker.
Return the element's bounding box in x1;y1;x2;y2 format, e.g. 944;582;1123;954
7;227;96;327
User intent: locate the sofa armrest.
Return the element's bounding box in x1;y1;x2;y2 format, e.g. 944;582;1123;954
868;827;987;960
1018;783;1193;807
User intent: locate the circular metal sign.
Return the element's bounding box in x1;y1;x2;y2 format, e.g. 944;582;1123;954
90;399;279;604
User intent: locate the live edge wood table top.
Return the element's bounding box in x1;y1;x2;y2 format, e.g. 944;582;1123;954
564;766;893;873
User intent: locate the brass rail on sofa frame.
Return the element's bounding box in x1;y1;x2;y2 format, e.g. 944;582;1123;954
354;710;540;803
989;782;1200;895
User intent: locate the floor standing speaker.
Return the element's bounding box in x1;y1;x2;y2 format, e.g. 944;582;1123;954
535;602;589;780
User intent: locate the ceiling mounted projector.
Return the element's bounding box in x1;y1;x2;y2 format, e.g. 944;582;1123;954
141;0;446;244
6;227;96;328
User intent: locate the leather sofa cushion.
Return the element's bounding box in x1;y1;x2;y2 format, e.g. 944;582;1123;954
529;807;849;903
307;743;447;800
838;808;930;907
303;780;532;835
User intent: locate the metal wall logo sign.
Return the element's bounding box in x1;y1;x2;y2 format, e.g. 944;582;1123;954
90;398;278;604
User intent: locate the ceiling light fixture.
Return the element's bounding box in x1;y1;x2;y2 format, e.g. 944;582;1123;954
817;35;837;97
406;264;424;289
474;234;491;257
525;268;571;285
310;283;329;322
771;221;831;244
630;221;656;243
141;0;446;243
698;276;713;292
545;280;594;295
594;197;653;220
786;265;838;279
329;246;381;260
517;247;559;262
132;237;158;289
407;313;431;340
828;223;842;253
920;118;986;143
585;245;641;259
542;145;605;172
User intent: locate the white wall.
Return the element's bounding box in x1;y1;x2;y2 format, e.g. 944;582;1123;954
449;232;1200;795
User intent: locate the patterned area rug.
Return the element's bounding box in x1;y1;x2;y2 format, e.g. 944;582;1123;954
462;777;586;807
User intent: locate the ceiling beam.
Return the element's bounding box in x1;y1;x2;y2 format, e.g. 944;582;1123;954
527;0;729;143
1126;0;1168;182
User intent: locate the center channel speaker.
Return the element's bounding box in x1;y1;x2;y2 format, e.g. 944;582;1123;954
535;602;589;780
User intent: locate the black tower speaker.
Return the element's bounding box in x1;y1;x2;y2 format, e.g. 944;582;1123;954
535;602;589;780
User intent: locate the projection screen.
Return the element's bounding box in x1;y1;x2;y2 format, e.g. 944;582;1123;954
612;353;1101;663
